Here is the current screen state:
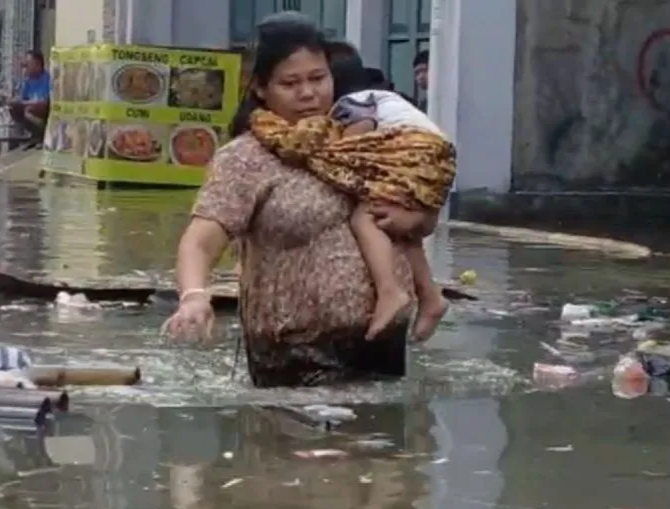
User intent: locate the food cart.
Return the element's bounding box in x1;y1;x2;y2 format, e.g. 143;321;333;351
40;44;242;187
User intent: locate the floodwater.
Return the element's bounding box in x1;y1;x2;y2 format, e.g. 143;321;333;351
1;167;670;508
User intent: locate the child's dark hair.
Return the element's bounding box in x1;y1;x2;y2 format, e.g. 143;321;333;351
413;49;429;68
229;12;330;139
331;53;371;100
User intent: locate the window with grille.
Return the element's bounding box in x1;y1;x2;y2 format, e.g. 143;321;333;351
383;0;431;102
230;0;347;49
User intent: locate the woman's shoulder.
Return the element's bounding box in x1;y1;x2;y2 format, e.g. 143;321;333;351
215;133;264;162
211;133;276;176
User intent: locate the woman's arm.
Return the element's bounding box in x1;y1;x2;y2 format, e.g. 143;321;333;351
181;138;273;293
176;217;229;294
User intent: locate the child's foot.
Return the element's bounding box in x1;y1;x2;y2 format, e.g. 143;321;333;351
366;288;411;340
413;286;449;342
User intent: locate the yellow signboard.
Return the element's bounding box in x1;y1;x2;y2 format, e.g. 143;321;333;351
41;44;242;186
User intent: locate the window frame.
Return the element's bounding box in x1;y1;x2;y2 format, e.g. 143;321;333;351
229;0;347;48
381;0;431;101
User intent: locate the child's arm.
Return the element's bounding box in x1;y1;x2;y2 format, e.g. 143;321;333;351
342;118;377;136
331;93;378;132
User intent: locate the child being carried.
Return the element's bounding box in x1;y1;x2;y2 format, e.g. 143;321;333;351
249;55;456;341
329;59;450;341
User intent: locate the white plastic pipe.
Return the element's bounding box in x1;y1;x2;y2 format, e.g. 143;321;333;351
424;0;461;271
427;0;460;204
114;0;122;44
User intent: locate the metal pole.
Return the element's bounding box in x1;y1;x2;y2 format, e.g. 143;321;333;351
125;0;134;44
114;0;122;44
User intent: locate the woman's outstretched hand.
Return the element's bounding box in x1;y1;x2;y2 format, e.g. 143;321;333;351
160;294;215;343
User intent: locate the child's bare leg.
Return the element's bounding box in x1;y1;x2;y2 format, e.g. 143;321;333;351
406;241;448;342
351;203;410;340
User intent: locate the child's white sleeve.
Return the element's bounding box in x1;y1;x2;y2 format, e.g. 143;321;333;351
331;93;379;127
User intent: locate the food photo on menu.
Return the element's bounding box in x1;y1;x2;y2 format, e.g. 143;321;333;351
111;61;169;105
105;122;166;163
168;68;225;110
168;124;220;167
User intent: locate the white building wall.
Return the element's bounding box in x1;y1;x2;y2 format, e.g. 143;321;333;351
54;0;105;46
453;0;516;193
55;0;232;49
347;0;516;194
345;0;384;68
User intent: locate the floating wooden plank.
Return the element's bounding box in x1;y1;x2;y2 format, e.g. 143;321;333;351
27;365;141;387
0;264;476;307
0;266;239;309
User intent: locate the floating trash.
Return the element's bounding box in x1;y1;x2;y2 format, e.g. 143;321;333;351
293;449;348;459
55;292;99;310
302;404;356;422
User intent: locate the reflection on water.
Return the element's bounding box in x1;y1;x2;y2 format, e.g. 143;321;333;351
0;175;670;507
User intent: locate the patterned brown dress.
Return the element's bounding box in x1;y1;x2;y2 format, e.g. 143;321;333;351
192;134;415;388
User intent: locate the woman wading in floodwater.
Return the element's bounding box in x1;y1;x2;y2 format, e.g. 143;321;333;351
163;13;443;388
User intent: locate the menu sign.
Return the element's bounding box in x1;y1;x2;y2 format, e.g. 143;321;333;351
41;44;242;186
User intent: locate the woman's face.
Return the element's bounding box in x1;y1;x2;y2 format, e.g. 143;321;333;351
256;47;334;123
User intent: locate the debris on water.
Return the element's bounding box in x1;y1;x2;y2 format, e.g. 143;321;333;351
353;438;395;450
533;363;579;391
568;315;640;330
558;330;590;344
560;302;618;322
540;342;563;359
633;322;666;341
302;404;356;422
611;346;670;399
0;371;34;389
546;445;573;452
54;292;99;309
293;449;348;459
560;303;597;321
487;309;512;318
359;474;373;484
459;270;477;285
540;341;596;365
282;478;301;487
421;358;523;397
0;303;39;312
221;478;244;489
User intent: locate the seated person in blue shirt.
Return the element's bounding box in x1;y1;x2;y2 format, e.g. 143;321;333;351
8;50;50;144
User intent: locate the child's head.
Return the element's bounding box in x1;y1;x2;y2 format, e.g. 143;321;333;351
331;53;372;100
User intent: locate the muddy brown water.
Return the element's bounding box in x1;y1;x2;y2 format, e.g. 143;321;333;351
0;170;669;508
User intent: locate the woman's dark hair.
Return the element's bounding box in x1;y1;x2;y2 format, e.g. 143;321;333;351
229;11;330;138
